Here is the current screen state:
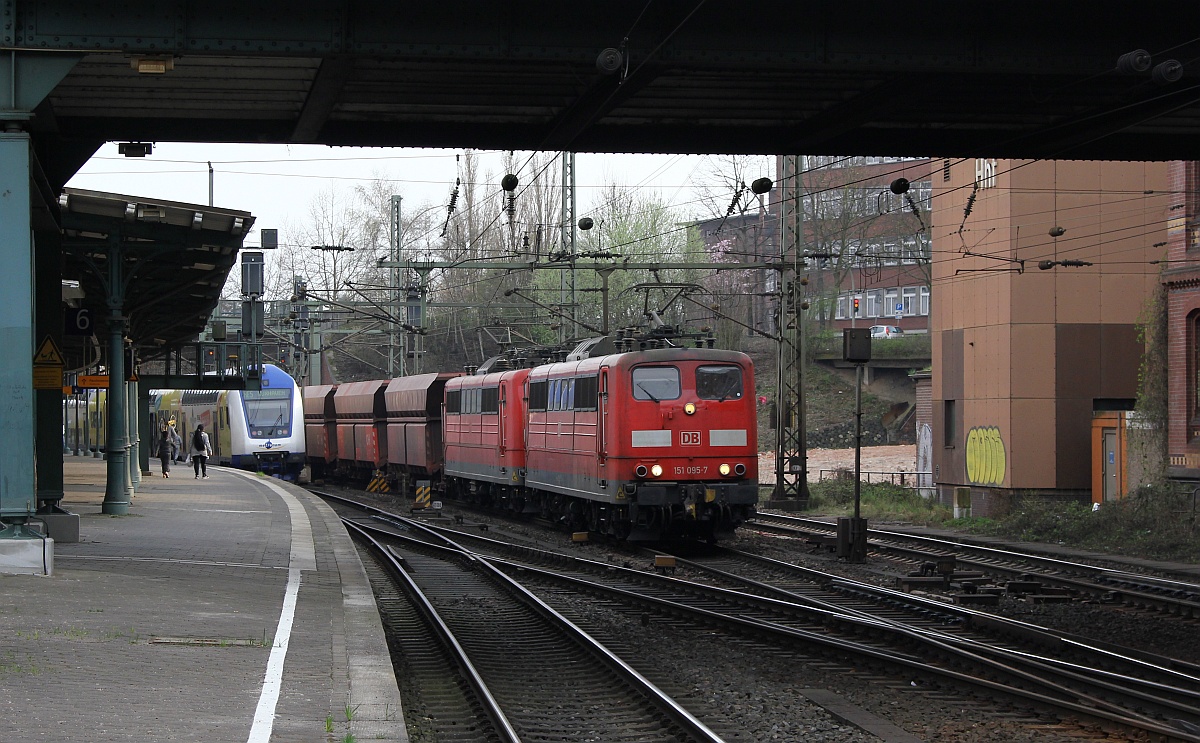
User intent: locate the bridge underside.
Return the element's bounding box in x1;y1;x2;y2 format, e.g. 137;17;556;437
6;2;1200;193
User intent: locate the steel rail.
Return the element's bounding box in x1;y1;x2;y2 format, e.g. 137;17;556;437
345;512;727;743
343;520;522;742
324;491;1200;741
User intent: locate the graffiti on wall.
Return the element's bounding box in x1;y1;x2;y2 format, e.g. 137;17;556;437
966;426;1006;486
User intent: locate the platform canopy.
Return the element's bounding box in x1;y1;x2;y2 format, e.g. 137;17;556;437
58;188;254;355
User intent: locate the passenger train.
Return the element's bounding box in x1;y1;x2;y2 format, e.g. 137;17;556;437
151;364;306;480
67;364;306;480
305;337;760;541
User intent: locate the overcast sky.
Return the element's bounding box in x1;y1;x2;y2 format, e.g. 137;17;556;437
66;143;723;250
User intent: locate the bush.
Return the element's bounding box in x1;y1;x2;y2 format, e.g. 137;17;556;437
963;486;1200;562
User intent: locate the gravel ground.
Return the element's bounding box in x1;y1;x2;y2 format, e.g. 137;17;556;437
337;467;1196;742
394;516;1098;742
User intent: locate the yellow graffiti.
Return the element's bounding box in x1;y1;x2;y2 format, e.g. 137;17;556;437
965;426;1006;486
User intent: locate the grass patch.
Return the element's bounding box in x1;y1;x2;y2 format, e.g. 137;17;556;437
788;480;1199;563
957;486;1200;562
804;479;951;524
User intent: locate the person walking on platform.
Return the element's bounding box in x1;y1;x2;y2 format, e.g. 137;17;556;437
156;428;173;478
191;424;212;479
168;421;184;463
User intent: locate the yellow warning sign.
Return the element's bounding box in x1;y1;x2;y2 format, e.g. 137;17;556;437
33;336;65;366
32;365;62;390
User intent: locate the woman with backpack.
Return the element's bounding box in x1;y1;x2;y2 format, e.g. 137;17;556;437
191;424;213;479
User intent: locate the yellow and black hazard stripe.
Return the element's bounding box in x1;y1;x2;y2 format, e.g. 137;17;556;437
413;481;431;509
366;471;391;493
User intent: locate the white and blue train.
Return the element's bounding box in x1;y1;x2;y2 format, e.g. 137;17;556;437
151;364;306;480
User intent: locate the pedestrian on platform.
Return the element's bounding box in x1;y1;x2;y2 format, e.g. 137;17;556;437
168;421;184;462
156;428;173;478
191;424;212;479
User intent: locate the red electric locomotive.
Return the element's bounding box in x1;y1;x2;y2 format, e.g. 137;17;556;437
306;336;760;542
528;345;757;540
440;340;758;541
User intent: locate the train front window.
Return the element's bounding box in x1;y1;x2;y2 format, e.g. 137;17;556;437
696;365;744;401
631;366;680;401
242;388;292;438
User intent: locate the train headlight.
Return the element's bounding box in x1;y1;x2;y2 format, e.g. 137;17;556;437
635;464;648;478
650;464;663;477
684;402;696;415
734;463;746;476
719;463;731;476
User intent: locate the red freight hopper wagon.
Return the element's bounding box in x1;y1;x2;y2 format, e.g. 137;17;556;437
384;372;459;481
525;347;758;540
444;364;531;509
302;384;338;478
332;380;389;476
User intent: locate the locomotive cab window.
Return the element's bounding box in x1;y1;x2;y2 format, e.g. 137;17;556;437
242;387;292;438
631;366;681;401
696;365;744;401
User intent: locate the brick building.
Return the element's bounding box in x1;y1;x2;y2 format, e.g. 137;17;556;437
692;156;934;338
1163;162;1200;480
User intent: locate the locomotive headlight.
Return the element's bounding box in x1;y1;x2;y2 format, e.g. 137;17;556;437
635;464;648;478
684;402;696;415
650;464;663;477
719;463;731;476
734;463;746;476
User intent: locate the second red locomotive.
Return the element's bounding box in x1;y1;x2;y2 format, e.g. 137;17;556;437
304;337;759;541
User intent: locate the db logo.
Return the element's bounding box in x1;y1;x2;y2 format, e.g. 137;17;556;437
680;431;702;446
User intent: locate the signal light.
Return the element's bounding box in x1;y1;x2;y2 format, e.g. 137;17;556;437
853;297;860;313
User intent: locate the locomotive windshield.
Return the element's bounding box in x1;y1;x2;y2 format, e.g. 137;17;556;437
696;365;744;401
631;366;681;401
242;387;292;438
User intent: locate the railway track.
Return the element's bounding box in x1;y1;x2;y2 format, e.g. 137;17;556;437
323;490;1200;742
340;503;727;742
751;512;1200;617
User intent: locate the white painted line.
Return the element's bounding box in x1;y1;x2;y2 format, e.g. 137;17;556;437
228;471;317;743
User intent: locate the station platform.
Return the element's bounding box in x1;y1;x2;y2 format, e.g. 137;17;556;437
0;456;407;743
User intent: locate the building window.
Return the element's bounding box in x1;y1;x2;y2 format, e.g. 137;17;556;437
884;288;899;319
944;400;956;447
943;158;951;182
902;287;917;315
919;286;930;316
865;290;880;318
